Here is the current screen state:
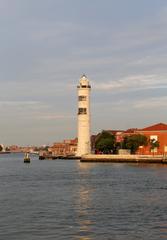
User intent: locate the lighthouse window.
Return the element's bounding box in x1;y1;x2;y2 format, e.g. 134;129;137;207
77;85;91;89
78;108;87;114
78;96;86;101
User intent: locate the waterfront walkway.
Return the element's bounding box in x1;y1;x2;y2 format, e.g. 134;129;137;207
81;154;167;163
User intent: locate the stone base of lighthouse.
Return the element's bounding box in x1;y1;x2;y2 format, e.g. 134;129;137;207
77;116;91;156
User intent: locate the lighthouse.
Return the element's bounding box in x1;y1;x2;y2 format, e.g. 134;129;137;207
77;75;91;156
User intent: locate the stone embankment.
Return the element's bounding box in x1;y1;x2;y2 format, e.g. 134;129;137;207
81;154;167;164
39;154;80;160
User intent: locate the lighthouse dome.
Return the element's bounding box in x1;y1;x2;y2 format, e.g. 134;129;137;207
79;74;90;87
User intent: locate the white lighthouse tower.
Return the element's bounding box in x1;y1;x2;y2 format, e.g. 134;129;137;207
77;74;91;156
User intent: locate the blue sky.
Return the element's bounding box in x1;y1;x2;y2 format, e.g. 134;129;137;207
0;0;167;145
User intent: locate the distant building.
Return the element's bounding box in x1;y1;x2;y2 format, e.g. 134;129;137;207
0;144;5;152
8;145;20;152
48;138;77;157
8;145;37;153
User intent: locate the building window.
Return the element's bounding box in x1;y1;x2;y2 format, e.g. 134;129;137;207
150;135;158;141
78;108;87;115
164;146;167;153
78;96;86;101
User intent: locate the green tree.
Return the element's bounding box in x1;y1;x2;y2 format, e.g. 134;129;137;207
150;139;159;155
43;146;49;151
95;131;116;153
5;147;10;152
122;134;148;154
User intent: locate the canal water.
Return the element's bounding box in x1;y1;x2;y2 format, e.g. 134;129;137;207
0;154;167;240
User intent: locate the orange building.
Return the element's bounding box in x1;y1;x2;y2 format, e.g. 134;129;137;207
136;123;167;155
94;123;167;155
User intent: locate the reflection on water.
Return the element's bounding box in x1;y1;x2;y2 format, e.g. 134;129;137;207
75;162;94;240
77;161;97;171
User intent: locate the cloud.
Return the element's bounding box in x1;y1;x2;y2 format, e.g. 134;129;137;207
35;114;74;120
0;100;49;117
134;96;167;109
0;100;75;123
106;95;167;112
158;5;167;24
0;100;39;107
93;74;167;92
0;100;50;112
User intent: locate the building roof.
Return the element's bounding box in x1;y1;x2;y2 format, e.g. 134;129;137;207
124;128;138;134
140;123;167;131
106;130;124;135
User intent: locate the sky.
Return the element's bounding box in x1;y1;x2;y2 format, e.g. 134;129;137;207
0;0;167;145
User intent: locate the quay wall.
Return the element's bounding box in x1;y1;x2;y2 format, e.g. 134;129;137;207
81;154;167;163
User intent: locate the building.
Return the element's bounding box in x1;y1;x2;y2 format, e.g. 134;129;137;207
93;123;167;155
114;123;167;155
8;145;20;152
136;123;167;155
48;138;77;157
8;145;38;153
0;144;5;152
77;75;91;156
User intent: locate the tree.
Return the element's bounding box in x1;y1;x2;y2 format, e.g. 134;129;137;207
43;146;49;151
0;145;3;152
122;134;148;154
5;147;10;152
95;131;116;153
150;139;159;155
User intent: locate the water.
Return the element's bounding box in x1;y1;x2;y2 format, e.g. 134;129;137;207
0;154;167;240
